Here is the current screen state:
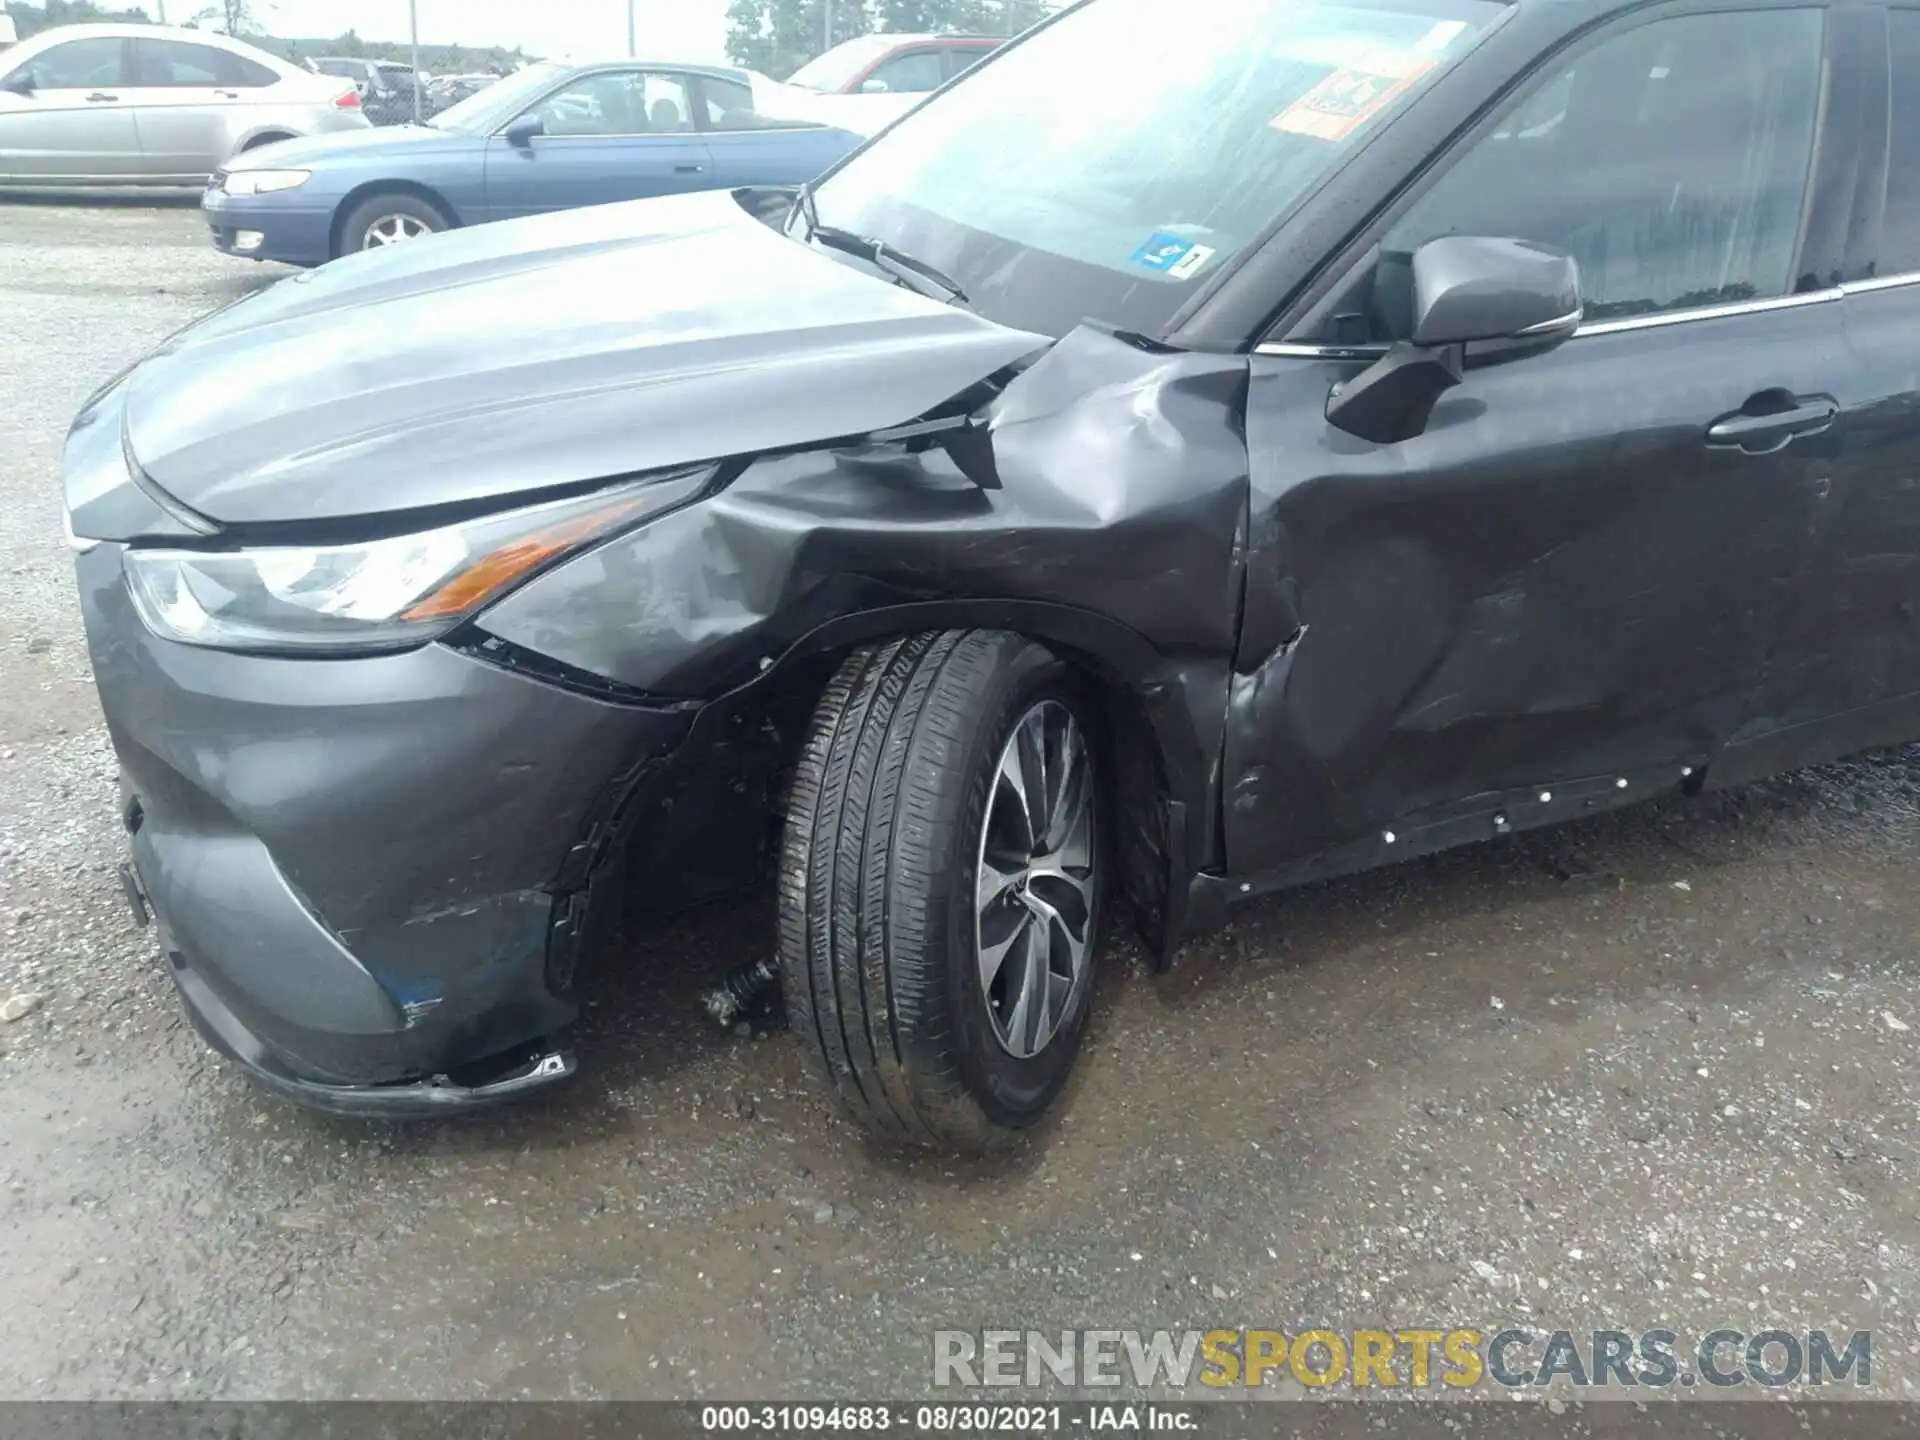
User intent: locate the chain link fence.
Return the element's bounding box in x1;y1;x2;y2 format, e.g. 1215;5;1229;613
237;1;661;128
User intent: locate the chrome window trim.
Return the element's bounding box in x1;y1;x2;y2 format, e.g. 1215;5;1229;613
1577;286;1838;334
1256;342;1387;360
1256;286;1844;359
1514;306;1584;335
1841;272;1920;295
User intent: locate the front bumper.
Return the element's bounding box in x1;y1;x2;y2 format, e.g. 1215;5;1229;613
203;187;336;266
77;543;693;1111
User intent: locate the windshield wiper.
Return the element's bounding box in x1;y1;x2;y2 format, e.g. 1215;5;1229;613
795;185;969;305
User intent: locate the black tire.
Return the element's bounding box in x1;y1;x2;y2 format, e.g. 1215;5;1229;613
336;192;447;256
779;630;1105;1151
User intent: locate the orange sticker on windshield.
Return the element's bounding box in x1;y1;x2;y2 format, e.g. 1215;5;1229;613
1272;54;1435;141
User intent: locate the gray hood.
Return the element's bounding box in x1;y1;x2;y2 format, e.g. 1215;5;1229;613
121;189;1048;526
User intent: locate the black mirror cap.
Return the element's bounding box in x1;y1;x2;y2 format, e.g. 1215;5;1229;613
1410;236;1581;348
504;113;544;146
1;71;34;95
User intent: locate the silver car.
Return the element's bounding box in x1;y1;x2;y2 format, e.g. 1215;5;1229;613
0;23;369;187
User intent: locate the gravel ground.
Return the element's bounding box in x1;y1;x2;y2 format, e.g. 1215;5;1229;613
2;201;1919;1405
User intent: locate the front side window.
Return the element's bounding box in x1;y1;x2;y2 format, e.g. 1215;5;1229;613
530;71;693;136
16;37;128;89
807;0;1501;338
864;47;945;93
1362;8;1823;338
1881;10;1920;276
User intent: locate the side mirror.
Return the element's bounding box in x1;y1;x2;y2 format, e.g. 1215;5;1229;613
1410;235;1582;347
503;112;544;147
1327;235;1581;444
2;70;34;96
859;77;890;93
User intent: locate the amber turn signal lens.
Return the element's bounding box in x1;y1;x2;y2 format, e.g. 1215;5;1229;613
400;502;639;622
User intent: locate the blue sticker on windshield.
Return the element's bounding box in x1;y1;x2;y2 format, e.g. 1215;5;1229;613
1130;233;1216;280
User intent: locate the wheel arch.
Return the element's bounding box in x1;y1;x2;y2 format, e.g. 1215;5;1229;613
328;180;459;258
537;597;1226;1010
234;128;298;153
730;599;1223;964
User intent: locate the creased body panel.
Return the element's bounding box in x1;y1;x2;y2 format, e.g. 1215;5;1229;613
1230;304;1844;877
479;326;1249;688
477;326;1253;871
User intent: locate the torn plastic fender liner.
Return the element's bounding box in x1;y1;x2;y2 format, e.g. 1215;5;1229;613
476;323;1256;935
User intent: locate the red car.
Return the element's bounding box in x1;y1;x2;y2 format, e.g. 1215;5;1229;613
784;33;1003;97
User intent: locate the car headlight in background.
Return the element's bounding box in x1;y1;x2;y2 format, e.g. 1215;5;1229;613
123;468;711;654
220;169;312;196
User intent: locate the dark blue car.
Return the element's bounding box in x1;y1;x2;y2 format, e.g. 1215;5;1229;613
203;59;861;264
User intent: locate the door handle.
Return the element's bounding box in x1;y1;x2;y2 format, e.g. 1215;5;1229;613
214;89;240;99
1705;392;1838;454
673;162;704;173
85;92;120;102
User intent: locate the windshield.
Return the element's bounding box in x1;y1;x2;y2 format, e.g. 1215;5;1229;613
807;0;1502;338
431;60;566;133
787;34;902;91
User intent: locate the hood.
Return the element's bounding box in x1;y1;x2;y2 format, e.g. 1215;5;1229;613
224;123;480;170
781;89;923;137
124;190;1048;526
752;81;920;137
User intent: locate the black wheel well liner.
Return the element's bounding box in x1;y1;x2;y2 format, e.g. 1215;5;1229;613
329;180;458;257
559;600;1221;982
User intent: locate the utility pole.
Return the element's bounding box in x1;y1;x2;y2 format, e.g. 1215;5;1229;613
627;0;637;56
409;0;421;123
154;0;168;21
824;0;834;51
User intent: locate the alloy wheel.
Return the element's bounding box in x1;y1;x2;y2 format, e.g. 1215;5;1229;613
361;214;434;248
975;699;1096;1058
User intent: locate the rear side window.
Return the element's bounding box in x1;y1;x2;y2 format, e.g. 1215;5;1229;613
15;37;129;89
1368;8;1823;335
135;40;222;85
699;75;759;129
1884;10;1920;275
134;39;275;88
226;55;279;86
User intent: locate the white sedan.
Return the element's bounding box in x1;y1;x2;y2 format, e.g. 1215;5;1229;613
0;22;368;188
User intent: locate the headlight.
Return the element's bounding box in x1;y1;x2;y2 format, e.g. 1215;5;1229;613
221;169;311;196
123;468;709;654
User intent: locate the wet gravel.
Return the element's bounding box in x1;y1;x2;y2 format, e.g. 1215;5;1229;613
2;201;1919;1403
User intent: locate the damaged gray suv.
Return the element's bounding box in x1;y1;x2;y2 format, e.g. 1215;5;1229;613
66;0;1920;1148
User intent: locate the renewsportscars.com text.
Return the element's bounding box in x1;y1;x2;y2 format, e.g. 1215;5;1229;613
932;1328;1872;1390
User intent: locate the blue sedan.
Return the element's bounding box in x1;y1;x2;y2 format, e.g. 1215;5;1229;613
203;59;861;264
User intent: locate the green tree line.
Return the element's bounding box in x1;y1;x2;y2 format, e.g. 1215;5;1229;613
727;0;1055;80
5;0;154;37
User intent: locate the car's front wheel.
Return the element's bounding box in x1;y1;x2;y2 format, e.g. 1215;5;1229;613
338;193;447;254
779;631;1105;1151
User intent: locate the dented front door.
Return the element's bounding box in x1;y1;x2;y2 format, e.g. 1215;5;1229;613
1224;299;1844;878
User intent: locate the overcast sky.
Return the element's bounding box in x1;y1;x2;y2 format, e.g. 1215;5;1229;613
244;0;732;63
